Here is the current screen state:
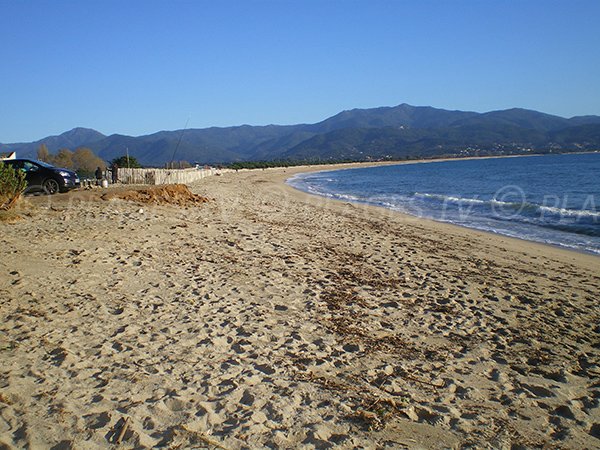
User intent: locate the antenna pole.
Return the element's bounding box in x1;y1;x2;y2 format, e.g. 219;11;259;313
170;117;190;167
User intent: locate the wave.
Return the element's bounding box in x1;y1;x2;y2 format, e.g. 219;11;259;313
415;192;488;205
537;205;600;219
415;192;522;208
303;185;364;203
414;192;600;221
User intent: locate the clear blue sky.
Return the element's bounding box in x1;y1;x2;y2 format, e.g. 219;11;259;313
1;0;599;142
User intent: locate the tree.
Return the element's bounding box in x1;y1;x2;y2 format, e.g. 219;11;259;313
111;155;142;168
37;144;50;162
51;148;74;169
72;147;105;174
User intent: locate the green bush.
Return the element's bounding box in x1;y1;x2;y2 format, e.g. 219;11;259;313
0;162;27;210
111;156;142;168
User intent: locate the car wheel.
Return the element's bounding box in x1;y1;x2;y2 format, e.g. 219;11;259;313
43;178;60;195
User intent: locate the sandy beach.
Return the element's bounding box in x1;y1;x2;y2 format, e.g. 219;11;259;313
1;164;599;449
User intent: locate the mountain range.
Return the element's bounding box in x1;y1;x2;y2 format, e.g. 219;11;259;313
2;104;600;165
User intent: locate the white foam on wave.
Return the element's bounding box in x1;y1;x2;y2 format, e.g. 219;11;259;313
415;192;489;205
537;205;600;219
414;193;598;217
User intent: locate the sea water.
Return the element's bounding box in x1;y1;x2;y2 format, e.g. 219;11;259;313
287;153;600;255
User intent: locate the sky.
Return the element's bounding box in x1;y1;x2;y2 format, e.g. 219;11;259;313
1;0;599;143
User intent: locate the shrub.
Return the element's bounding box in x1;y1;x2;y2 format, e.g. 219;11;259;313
0;162;27;210
111;156;142;168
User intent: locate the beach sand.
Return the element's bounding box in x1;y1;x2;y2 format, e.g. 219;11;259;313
1;164;599;449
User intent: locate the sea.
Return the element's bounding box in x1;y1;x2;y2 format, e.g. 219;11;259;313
287;153;600;255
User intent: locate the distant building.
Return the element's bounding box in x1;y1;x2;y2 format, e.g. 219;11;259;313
0;151;16;160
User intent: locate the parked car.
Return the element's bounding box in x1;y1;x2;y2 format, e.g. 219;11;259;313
1;158;80;194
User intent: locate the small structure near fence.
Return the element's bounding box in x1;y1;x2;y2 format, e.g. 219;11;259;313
116;167;231;185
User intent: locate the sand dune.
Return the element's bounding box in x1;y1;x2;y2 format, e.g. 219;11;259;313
1;165;599;448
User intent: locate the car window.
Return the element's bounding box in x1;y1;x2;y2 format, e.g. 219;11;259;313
22;161;39;172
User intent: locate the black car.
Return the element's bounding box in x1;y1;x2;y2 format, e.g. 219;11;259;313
2;158;80;194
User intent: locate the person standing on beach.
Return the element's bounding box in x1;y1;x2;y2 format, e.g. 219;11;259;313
95;166;103;185
111;162;118;184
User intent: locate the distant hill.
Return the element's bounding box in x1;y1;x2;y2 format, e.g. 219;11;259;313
307;103;479;132
0;127;106;159
2;105;599;165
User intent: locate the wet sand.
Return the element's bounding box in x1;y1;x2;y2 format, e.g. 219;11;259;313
1;164;599;448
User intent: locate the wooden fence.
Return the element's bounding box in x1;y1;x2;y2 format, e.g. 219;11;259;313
116;167;232;185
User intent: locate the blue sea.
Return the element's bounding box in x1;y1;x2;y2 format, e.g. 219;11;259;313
288;153;600;255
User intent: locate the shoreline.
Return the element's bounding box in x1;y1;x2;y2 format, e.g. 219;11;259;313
255;150;590;175
281;158;600;260
1;167;599;448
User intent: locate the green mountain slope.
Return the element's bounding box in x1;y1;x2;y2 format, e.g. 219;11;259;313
2;104;599;165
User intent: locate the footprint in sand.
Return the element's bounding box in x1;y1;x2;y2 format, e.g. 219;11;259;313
520;383;556;398
85;411;111;429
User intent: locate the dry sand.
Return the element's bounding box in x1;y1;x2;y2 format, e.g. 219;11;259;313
1;164;599;449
